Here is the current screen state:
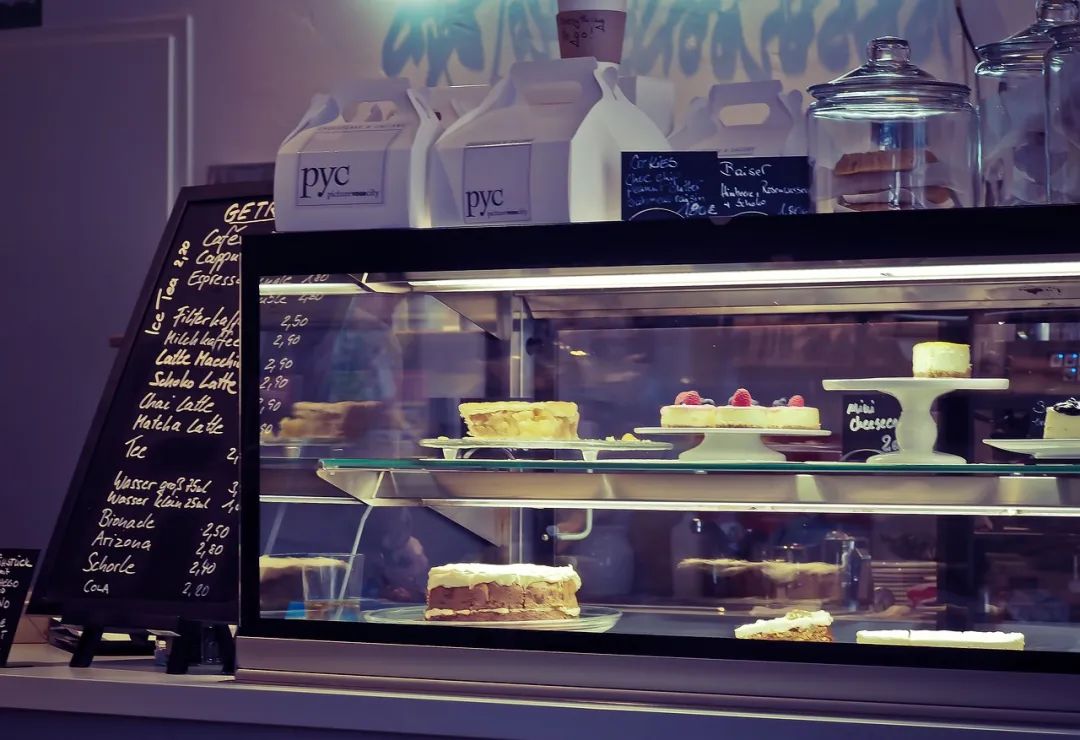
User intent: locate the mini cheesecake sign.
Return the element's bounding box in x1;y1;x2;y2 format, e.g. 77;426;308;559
842;394;902;461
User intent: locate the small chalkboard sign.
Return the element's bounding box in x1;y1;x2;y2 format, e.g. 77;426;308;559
31;185;273;643
621;153;810;222
841;394;903;462
0;549;38;667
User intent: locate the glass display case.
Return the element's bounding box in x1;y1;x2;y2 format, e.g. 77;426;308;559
239;207;1080;720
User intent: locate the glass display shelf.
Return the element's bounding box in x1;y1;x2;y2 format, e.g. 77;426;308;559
314;457;1080;516
320;457;1080;475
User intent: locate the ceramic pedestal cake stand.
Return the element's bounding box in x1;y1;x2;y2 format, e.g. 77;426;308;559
633;427;831;463
822;378;1010;465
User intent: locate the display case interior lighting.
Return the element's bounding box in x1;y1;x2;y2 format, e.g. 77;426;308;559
403;260;1080;293
258;282;363;296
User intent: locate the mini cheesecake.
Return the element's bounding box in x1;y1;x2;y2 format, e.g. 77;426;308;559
661;390;716;428
714;387;767;428
1044;398;1080;439
765;395;821;430
913;342;971;379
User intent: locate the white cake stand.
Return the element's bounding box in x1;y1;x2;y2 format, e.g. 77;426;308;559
634;427;831;463
822;378;1010;465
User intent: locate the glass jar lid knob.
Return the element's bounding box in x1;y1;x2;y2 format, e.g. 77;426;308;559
1038;0;1080;24
868;36;911;66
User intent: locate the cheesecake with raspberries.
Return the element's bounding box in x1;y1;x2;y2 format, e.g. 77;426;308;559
661;389;820;430
660;390;717;428
714;388;768;428
765;395;821;430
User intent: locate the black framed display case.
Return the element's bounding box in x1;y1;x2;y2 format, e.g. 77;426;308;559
238;206;1080;726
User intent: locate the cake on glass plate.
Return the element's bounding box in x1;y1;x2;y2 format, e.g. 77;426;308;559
734;609;835;642
857;629;1024;650
1044;398;1080;439
458;401;580;440
425;563;582;622
913;342;971;378
661;389;821;430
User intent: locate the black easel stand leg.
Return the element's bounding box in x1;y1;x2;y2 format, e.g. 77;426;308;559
165;618;202;675
213;623;236;674
69;625;103;668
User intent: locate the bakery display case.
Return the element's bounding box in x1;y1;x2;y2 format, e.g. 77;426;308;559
239;206;1080;721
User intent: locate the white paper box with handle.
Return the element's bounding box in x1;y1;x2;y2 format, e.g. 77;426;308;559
275;78;440;231
669;80;803;157
429;58;669;226
618;75;675;136
427;85;491;129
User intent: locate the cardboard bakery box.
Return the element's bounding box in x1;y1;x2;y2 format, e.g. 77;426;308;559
275;78;440;231
427;84;491;129
429;57;670;226
618;75;675;136
669;80;804;157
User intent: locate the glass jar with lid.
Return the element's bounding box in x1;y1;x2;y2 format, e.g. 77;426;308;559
1048;20;1080;203
807;37;977;214
976;0;1080;206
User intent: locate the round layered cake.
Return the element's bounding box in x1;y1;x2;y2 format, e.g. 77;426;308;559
458;401;580;440
425;563;582;622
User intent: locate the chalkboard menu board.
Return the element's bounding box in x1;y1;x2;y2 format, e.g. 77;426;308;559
621;153;810;222
841;393;903;462
0;549;38;666
31;184;274;627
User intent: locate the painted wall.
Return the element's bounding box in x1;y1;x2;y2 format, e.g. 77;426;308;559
41;0;1005;182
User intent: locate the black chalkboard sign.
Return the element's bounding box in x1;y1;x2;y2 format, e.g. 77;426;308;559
621;153;810;222
0;549;38;666
841;393;903;462
30;184;274;629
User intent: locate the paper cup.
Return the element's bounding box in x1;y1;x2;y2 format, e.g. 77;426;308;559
557;0;627;64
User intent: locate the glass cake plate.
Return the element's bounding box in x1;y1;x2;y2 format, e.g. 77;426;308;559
419;438;671;462
362;605;622;632
983;439;1080;460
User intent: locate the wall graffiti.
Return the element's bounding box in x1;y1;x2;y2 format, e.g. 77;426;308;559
380;0;956;86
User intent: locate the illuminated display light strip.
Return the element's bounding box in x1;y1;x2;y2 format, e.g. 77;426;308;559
258;282;363;296
403;261;1080;293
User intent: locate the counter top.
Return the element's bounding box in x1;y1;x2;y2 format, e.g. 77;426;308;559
0;645;1073;739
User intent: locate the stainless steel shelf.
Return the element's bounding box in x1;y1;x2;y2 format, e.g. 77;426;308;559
315;463;1080;517
259;495;365;505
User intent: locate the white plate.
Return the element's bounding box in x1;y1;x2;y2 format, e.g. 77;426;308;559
362;605;621;633
420;438;671;462
823;378;1009;465
635;427;831;437
983;438;1080;460
822;378;1009;392
634;427;831;463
